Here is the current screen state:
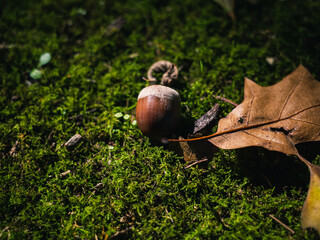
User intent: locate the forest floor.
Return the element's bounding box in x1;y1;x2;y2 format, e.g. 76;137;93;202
1;0;320;239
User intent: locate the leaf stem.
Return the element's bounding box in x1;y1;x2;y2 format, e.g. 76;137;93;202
167;119;280;142
213;95;238;107
168;104;320;143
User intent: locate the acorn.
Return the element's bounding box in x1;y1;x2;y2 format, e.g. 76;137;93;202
136;85;181;141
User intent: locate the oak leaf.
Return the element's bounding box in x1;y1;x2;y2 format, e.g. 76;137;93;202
209;65;320;155
207;65;320;234
168;65;320;233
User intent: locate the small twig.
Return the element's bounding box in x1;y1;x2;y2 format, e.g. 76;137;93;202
269;214;295;234
0;43;22;49
213;95;238;107
65;134;82;149
94;182;103;189
59;170;71;177
165;208;174;223
185;158;208;169
88;183;104;199
9;140;19;157
88;190;96;199
109;227;133;240
0;226;9;238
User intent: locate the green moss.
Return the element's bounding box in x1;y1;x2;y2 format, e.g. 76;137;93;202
1;0;320;239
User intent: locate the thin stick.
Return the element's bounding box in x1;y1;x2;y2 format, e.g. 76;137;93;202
185;158;208;169
142;77;156;82
165;208;174;223
109;227;133;240
269;214;295;234
213;95;238;107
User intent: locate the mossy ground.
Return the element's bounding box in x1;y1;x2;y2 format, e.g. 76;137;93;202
1;0;320;239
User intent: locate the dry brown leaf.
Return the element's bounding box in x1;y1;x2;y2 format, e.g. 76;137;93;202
168;136;217;165
207;65;320;234
167;104;219;164
209;65;320;155
169;65;320;233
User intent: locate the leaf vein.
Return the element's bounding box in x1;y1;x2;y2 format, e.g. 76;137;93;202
278;69;304;119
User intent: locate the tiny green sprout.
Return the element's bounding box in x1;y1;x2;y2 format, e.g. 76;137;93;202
114;112;123;118
30;52;52;80
38;52;51;67
76;8;87;15
30;69;42;79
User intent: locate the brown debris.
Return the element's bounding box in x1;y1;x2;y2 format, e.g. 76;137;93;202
65;134;82;149
146;60;179;86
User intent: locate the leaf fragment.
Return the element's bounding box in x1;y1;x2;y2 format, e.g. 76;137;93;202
65;133;82;150
213;0;235;20
193;104;220;134
168;136;218;164
301;164;320;234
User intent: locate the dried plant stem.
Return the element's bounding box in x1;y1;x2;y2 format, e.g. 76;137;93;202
269;214;295;234
109;227;133;240
184;158;208;169
213;95;238;107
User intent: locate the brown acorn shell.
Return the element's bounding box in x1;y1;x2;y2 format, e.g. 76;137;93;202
136;88;181;140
